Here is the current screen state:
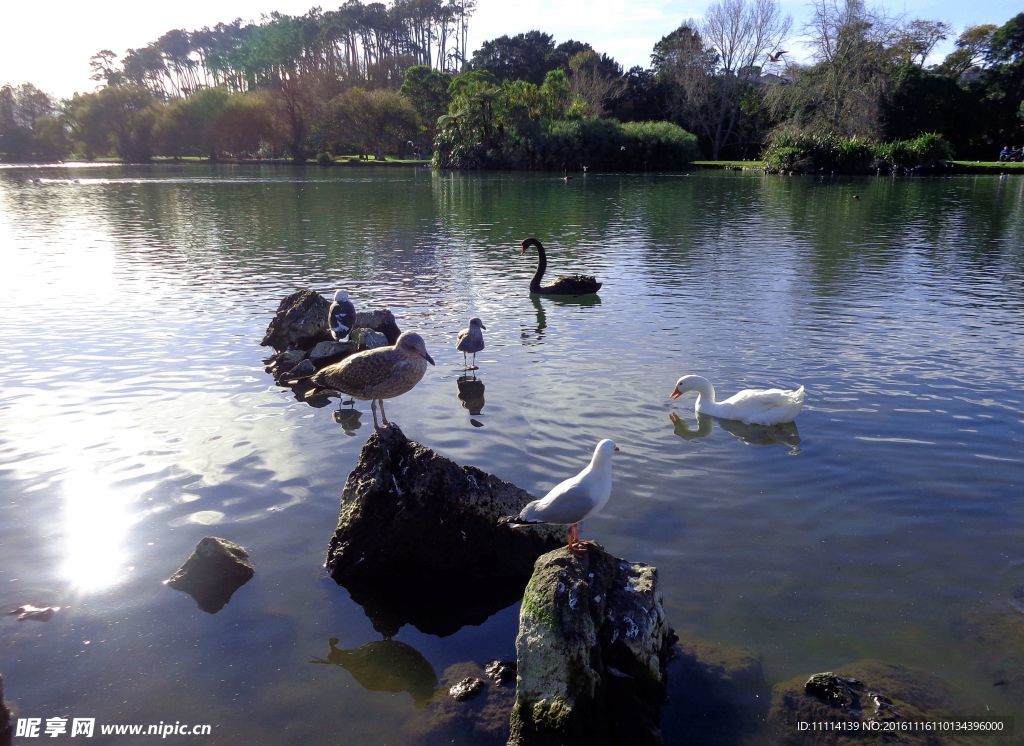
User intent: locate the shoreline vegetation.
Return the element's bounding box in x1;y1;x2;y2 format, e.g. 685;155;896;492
8;156;1023;177
1;2;1021;173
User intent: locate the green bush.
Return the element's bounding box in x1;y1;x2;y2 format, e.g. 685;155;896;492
436;116;697;171
621;121;700;170
764;129;954;173
316;151;334;166
763;130;874;173
874;133;953;167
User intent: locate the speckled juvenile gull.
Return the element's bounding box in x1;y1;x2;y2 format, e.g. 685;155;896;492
502;439;618;553
311;331;435;430
455;317;486;370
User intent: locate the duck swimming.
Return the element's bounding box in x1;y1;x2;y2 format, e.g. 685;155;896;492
670;375;805;426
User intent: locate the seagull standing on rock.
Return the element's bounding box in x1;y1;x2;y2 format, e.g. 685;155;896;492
501;439;619;553
328;290;357;341
310;331;435;431
456;317;486;370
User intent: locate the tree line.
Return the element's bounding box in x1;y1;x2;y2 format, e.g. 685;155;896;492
1;0;1021;167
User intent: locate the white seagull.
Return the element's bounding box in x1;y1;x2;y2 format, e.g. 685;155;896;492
502;439;618;553
670;375;805;426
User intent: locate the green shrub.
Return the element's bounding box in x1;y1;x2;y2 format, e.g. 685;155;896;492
763;130;874;173
316;151;334;166
621;120;699;170
434;110;697;171
874;133;953;167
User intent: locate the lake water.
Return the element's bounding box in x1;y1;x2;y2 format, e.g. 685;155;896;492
1;164;1022;744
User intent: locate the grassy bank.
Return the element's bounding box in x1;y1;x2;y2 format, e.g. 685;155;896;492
692;160;763;169
694;159;1024;174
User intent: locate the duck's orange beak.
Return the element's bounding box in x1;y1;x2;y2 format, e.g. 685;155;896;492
669;387;682;399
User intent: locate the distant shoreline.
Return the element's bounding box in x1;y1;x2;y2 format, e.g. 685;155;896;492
4;159;1024;176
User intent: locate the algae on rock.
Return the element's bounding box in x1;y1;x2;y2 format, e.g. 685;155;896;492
509;544;675;746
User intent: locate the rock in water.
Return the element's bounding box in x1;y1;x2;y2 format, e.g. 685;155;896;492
325;425;562;635
450;677;486;701
767;660;972;745
165;537;254;613
353;309;402;345
1;674;11;746
404;661;517;746
350;328;390;351
261;289;331;351
509;544;675;746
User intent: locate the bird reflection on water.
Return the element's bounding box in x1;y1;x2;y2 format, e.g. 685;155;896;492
669;412;801;454
456;375;485;427
311;636;438;707
332;407;363;435
521;293;602;346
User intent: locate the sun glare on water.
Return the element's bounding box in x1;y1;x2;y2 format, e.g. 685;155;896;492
60;467;137;593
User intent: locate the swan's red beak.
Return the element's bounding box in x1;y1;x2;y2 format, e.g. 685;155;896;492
669;387;682;399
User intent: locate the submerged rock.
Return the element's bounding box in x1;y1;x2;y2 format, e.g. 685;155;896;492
405;661;517;746
767;659;971;744
450;677;486;701
509;544;675;746
485;660;517;685
326;425;562;610
165;537;254;613
955;601;1024;691
311;637;438;706
261;289;331;351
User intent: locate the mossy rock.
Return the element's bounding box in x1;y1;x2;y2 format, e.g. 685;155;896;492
509;544;674;746
767;659;977;745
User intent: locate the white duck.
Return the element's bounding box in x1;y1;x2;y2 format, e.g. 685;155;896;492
502;439;618;553
670;375;805;426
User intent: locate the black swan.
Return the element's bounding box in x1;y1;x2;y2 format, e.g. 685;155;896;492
520;238;602;296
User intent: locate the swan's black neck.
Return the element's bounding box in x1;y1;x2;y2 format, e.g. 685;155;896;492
525;239;547;292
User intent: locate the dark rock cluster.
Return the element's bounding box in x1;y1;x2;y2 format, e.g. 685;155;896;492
261;288;402;391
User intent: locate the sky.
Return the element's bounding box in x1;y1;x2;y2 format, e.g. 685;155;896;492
1;0;1020;100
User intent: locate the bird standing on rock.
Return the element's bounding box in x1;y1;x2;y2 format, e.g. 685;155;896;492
456;317;486;370
328;290;356;341
501;439;619;553
310;331;435;431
